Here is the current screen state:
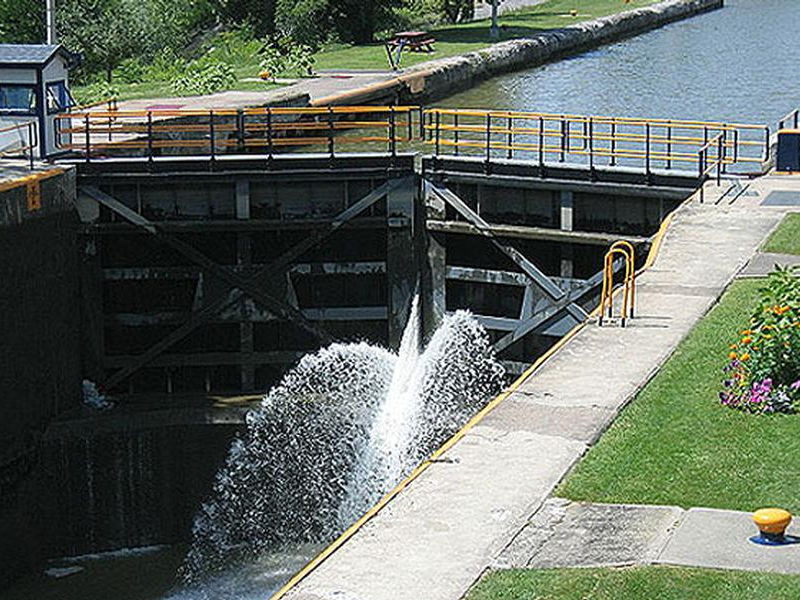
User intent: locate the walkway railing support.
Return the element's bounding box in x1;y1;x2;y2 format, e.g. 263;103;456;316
598;240;636;327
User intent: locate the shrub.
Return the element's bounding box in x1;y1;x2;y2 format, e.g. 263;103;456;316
258;36;315;79
720;266;800;414
172;60;238;95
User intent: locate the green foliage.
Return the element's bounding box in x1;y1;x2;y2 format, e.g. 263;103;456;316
258;36;315;79
762;214;800;255
172;60;237;95
72;80;119;105
275;0;402;46
440;0;475;23
0;0;45;43
721;266;800;414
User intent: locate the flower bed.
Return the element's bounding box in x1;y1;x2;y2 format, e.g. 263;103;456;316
720;267;800;414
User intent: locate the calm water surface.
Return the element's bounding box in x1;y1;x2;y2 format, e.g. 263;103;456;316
442;0;800;126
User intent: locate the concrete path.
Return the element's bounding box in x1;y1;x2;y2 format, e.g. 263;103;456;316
286;174;800;600
740;252;800;278
497;499;800;575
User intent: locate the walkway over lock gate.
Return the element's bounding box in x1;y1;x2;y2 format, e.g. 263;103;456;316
50;105;771;184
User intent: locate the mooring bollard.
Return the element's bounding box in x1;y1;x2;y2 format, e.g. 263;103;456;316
750;508;796;545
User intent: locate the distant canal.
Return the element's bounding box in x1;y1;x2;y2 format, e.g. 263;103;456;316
441;0;800;126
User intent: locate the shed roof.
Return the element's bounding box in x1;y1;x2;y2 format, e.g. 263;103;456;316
0;44;74;67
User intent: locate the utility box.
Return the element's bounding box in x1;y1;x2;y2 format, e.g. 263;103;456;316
776;129;800;172
0;44;79;160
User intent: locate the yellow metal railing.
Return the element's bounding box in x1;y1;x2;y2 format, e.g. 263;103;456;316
423;108;769;177
0;120;38;169
54;105;421;159
598;240;636;327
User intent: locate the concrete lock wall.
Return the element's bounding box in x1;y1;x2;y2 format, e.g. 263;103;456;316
0;168;83;586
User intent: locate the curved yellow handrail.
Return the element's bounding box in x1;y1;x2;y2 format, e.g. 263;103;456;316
598;241;636;327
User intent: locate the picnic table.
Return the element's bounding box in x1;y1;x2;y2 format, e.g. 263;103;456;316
387;31;436;53
385;31;436;70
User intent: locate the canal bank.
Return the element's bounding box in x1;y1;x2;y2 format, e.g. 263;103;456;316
280;174;800;600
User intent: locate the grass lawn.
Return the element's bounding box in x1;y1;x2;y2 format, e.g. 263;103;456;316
467;566;800;600
314;0;660;72
556;279;800;513
762;213;800;255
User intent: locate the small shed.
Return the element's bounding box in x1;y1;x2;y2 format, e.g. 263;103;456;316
0;44;79;160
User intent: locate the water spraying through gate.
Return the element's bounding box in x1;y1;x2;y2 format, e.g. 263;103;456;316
172;297;504;599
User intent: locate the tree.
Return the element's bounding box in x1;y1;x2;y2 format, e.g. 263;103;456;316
276;0;400;47
0;0;45;43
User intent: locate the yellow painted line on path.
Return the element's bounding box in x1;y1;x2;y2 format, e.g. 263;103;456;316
272;199;678;600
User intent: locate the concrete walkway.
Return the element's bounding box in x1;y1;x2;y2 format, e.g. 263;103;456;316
498;498;800;575
286;175;800;600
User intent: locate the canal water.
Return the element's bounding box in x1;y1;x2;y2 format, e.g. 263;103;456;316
441;0;800;126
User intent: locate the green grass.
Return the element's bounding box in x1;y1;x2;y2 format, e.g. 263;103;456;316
76;0;658;102
314;0;660;72
557;279;800;513
467;566;800;600
762;213;800;255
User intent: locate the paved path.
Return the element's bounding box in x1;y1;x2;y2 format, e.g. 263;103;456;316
286;174;800;600
499;499;800;575
473;0;547;20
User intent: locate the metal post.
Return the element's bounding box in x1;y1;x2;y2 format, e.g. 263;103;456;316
666;121;672;170
560;117;567;162
209;110;216;162
588;116;593;174
795;109;799;129
765;126;770;162
389;106;397;157
435;111;441;155
538;115;545;169
610;121;617;167
485;113;492;164
717;135;723;185
721;127;728;174
46;0;57;44
84;114;91;163
28;121;34;169
328;106;335;158
236;109;245;153
645;123;651;180
406;107;412;143
507;115;513;159
146;112;153;162
266;107;273;164
454;112;460;156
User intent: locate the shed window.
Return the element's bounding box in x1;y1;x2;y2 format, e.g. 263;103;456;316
0;85;36;114
46;81;73;114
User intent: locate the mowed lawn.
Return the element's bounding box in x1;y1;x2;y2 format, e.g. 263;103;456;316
556;279;800;513
309;0;661;72
762;213;800;255
467;566;800;600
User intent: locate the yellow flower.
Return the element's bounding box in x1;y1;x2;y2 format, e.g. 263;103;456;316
741;329;752;335
729;343;738;350
729;351;738;359
742;336;752;344
740;352;751;361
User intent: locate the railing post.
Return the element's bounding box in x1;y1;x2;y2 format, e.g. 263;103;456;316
733;128;739;165
538;115;545;171
266;107;273;165
721;126;728;174
717;135;723;185
28;121;35;169
209;110;216;163
84;113;91;163
610;120;617;167
389;106;397;157
795;109;799;129
485;113;492;167
236;109;245;153
327;106;335;159
588;116;594;176
698;149;705;204
666;121;672;170
419;107;425;141
406;107;413;143
146;112;153;162
506;115;512;160
645;122;651;182
764;126;770;163
434;110;441;155
454;112;460;156
560;116;567;162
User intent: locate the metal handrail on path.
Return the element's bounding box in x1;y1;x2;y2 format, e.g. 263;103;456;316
0;120;38;169
424;108;769;181
54;105;422;161
598;240;636;327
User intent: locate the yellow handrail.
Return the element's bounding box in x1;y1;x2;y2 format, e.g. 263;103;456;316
598;241;636;327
